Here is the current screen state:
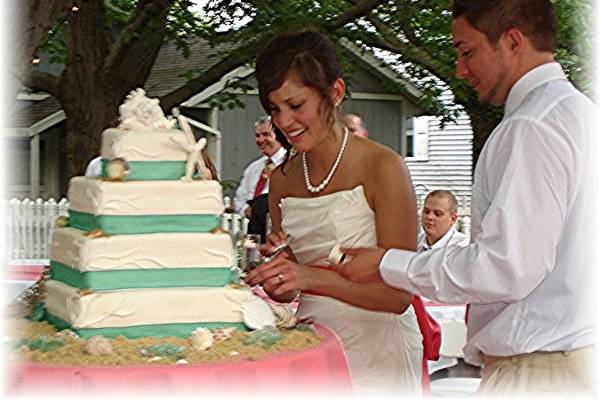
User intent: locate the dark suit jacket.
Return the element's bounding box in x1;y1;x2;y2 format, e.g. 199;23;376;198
247;193;269;243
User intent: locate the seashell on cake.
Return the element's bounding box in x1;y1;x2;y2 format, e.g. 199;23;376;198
241;296;276;330
55;216;69;228
269;304;297;329
211;327;236;341
105;158;130;181
84;335;113;356
190;328;214;351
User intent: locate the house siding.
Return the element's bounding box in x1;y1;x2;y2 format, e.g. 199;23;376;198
216;94;409;184
406;111;473;214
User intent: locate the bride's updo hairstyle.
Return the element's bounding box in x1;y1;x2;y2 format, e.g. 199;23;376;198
255;30;343;133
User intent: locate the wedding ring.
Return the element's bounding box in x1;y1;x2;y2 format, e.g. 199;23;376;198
277;273;285;283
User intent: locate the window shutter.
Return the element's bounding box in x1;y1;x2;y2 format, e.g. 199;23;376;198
413;116;429;161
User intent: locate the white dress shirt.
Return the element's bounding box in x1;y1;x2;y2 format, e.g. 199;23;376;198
379;62;599;366
84;156;102;177
233;147;287;214
418;228;469;253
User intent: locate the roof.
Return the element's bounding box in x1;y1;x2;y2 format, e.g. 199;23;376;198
144;40;238;98
8;38;428;132
7;96;62;128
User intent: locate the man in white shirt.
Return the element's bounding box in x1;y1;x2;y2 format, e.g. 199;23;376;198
233;116;287;242
419;190;468;252
84;156;102;177
339;0;598;395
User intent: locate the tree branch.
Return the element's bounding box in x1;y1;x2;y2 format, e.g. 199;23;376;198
23;70;63;99
8;0;70;97
330;0;388;28
160;40;263;111
160;0;390;109
19;0;71;62
104;0;173;86
366;15;452;78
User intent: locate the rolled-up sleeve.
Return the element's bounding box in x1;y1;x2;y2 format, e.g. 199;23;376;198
233;164;257;214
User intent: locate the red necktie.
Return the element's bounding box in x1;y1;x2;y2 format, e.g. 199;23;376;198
253;158;272;198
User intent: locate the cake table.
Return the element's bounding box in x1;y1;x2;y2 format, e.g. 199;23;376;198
5;266;352;396
7;324;351;395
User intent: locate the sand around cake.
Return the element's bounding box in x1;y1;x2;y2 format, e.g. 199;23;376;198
6;315;323;366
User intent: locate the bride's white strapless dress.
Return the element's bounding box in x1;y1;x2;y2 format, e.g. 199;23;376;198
280;185;423;395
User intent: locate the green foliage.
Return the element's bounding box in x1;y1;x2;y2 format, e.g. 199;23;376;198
37;0;593;110
552;0;597;97
206;79;255;111
165;0;214;58
30;0;594;164
37;22;66;64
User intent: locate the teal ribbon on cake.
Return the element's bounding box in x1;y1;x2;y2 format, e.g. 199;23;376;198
68;210;221;234
101;159;187;180
44;311;247;339
50;261;235;290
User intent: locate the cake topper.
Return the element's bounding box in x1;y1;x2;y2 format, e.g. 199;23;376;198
171;115;214;181
118;88;176;130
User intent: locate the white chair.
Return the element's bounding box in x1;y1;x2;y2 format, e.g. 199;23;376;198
428;355;459;374
439;319;467;358
430;377;481;397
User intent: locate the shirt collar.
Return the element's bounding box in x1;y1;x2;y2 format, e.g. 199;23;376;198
419;228;456;251
267;147;287;165
504;62;568;117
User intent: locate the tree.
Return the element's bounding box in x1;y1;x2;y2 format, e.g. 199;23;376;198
191;0;596;169
12;0;209;177
14;0;595;177
13;0;388;177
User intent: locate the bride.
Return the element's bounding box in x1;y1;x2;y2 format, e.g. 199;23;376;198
245;30;423;395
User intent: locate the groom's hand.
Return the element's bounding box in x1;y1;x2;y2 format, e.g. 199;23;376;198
336;247;387;284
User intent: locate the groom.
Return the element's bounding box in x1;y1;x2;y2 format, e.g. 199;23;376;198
339;0;598;395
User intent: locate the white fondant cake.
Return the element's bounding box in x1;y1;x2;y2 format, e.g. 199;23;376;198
68;177;223;216
51;228;234;272
42;89;272;339
44;280;253;329
101;128;189;162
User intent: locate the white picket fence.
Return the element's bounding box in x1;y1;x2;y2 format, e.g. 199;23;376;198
4;197;247;264
4;197;471;264
4;198;70;264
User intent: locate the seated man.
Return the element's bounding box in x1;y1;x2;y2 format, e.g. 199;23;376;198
418;190;473;381
419;190;469;252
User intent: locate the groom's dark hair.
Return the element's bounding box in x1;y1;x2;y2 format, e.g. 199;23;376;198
453;0;557;53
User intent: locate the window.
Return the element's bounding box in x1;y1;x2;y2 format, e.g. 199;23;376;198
406;116;429;161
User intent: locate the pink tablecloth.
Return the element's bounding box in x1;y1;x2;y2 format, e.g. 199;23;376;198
6;264;45;281
6;324;351;396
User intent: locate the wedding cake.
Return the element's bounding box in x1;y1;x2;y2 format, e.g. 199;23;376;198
42;89;272;339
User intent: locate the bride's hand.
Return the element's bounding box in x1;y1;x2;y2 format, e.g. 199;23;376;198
259;231;288;256
245;254;308;297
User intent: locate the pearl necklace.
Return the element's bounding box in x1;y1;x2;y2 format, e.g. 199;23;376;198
302;127;349;193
